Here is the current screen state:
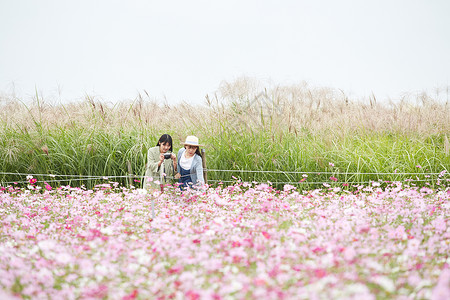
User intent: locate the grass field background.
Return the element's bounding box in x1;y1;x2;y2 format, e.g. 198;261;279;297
1;78;449;190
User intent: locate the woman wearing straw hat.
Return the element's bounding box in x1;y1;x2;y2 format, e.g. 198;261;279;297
175;136;205;189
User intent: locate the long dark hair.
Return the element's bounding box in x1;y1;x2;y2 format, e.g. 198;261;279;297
156;134;173;152
195;147;201;157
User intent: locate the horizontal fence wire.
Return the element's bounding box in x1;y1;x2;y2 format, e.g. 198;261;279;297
1;178;123;185
1;171;446;177
0;173;131;185
205;169;446;176
1;170;447;187
208;179;441;185
206;169;448;186
0;172;132;178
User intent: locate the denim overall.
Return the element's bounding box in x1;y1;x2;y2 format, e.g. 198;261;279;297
179;166;192;190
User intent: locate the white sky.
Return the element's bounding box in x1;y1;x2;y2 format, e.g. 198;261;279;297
1;0;449;105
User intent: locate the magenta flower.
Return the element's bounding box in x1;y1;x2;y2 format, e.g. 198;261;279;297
262;231;271;239
122;289;139;300
44;182;52;191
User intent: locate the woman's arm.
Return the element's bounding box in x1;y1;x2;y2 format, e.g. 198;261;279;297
174;148;184;180
194;155;204;184
164;153;177;178
147;147;164;173
176;148;184;171
171;153;177;174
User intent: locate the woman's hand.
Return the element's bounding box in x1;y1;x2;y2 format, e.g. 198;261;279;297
171;154;178;171
158;153;164;166
175;173;181;179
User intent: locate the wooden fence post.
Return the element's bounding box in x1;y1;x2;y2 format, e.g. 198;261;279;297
201;149;208;184
127;160;134;187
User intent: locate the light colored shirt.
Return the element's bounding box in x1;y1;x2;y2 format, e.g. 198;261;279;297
180;152;194;170
177;147;204;185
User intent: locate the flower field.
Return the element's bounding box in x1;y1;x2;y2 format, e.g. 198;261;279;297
1;181;449;299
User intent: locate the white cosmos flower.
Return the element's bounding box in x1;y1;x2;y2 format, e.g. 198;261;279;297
373;276;395;293
137;188;147;195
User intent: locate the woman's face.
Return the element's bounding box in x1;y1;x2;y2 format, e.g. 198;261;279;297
159;142;171;153
185;145;198;156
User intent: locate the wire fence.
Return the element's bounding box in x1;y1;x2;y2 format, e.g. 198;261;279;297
207;178;441;185
1;169;448;188
206;169;445;176
204;169;449;187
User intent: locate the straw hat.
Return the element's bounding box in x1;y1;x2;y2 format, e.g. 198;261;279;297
182;135;205;147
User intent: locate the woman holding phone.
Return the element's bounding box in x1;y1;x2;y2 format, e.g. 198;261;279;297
144;134;177;191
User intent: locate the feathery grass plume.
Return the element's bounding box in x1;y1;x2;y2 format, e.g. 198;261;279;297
445;135;449;156
41;145;49;155
0;78;449;189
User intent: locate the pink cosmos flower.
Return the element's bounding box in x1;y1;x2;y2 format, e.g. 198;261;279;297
185;290;201;300
0;180;447;299
261;231;271;239
314;268;327;278
432;217;446;234
256;183;270;191
123;289;139;300
431;268;450;300
283;184;295;192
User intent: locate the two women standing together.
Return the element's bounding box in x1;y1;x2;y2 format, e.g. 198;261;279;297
144;134;205;191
